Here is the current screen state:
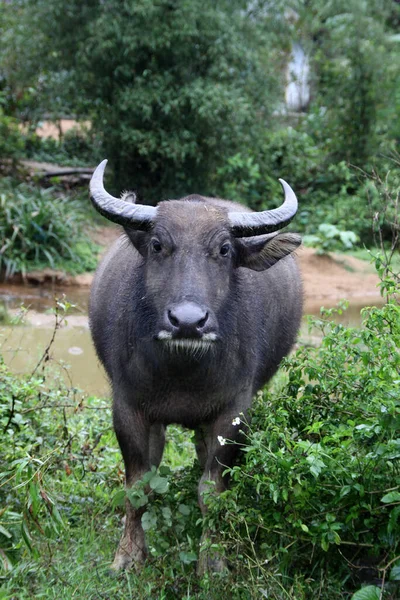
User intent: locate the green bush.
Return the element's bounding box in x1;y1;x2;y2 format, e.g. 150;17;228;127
0;361;117;575
303;222;359;254
0;106;23;163
204;272;400;598
214;133;400;250
297;0;398;167
213;127;321;212
0;179;98;277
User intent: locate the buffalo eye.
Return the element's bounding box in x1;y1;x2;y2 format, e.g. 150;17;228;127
220;242;231;257
151;239;162;254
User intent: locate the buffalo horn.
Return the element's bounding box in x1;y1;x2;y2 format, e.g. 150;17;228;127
90;160;156;230
228;179;298;237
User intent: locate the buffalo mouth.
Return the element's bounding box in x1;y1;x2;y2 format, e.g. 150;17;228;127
156;331;217;354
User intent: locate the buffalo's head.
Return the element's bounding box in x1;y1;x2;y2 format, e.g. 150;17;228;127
90;160;301;355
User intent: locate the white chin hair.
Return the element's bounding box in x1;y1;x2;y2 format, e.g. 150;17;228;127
165;339;213;357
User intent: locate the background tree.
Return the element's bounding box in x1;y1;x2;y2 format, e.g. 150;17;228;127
2;0;285;200
297;0;396;166
1;0;399;238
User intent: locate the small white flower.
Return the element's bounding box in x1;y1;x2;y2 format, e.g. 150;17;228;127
217;435;226;446
232;417;241;426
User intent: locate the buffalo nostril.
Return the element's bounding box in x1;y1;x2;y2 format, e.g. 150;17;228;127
166;303;209;334
168;309;179;328
197;312;208;329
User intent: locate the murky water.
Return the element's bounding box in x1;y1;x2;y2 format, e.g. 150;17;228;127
0;282;109;397
0;282;90;313
0;282;384;397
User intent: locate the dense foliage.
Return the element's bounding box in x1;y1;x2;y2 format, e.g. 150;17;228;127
1;266;399;599
0;179;98;277
0;107;23;163
205;288;400;598
0;0;399;250
1;0;285;199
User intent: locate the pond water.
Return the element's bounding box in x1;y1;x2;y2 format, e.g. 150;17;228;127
0;283;109;397
0;282;384;398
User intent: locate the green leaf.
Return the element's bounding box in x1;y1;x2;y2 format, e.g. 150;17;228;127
321;537;329;552
178;504;191;516
388;506;400;534
50;504;65;531
159;465;172;476
340;485;351;498
179;551;197;564
0;524;12;539
351;585;381;600
381;492;400;503
21;521;33;552
142;468;157;484
390;564;400;581
28;481;40;517
149;475;169;495
306;455;326;478
141;511;157;531
111;489;126;509
161;507;172;525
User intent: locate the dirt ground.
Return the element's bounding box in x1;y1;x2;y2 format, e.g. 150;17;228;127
297;245;380;311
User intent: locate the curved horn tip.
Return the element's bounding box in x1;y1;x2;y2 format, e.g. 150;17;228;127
278;178;292;191
278;178;298;203
94;159;108;175
90;160;110;194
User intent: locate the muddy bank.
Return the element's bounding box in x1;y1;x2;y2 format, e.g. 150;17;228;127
299;246;380;304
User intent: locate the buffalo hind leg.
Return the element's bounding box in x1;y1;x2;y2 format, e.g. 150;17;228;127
195;406;248;576
112;394;166;571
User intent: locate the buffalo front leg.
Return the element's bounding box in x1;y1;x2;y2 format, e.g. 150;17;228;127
195;405;249;576
111;393;165;571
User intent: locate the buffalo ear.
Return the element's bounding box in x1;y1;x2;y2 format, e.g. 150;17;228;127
236;232;301;271
124;228;148;257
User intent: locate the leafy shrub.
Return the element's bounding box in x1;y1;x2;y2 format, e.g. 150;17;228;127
1;265;399;598
112;464;201;565
213;127;322;212
0;106;23;163
204;272;400;598
0;361;116;574
214;153;263;209
303;222;359;254
62;127;94;163
0;178;98;277
214;139;399;252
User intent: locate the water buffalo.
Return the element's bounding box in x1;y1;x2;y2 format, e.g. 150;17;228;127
89;160;302;573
